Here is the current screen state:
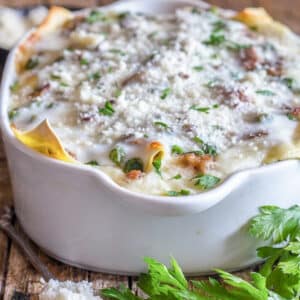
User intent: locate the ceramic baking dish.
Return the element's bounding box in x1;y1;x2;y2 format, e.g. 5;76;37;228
1;0;300;275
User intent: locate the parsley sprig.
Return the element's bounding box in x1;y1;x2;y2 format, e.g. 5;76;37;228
101;205;300;300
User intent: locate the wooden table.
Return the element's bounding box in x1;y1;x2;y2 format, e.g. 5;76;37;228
0;1;297;299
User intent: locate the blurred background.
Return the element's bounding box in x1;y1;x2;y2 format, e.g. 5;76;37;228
0;0;298;33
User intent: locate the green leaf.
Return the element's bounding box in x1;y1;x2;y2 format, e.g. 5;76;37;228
80;58;89;65
86;10;106;23
193;66;204;72
10;81;19;93
171;145;184;155
99;101;115;116
249;205;300;243
160;88;171;100
194;174;220;190
166;190;190;197
101;284;142;300
8;109;19;120
123;158;143;173
171;174;182;180
85;160;99;166
109;147;125;166
256;90;276;96
154;121;169;130
203;33;225;46
152;157;162;176
25;58;39;70
282;77;294;90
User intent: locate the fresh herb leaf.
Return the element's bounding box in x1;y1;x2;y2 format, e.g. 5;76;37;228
86;10;105;23
85;160;99;166
8;109;19;120
167;190;190;196
60;82;69;87
193;137;218;156
160;87;171;100
154;121;169;129
25;58;39;70
190;104;219;113
114;89;122;98
203;32;225;46
10;81;19;93
101;284;141;300
193;66;204;72
287;113;297;121
171;145;184;155
226;41;250;51
109;147;125;166
212;20;226;32
123;158;143;173
89;72;101;81
152;157;162;176
171;174;182;180
109;49;126;56
194;174;220;190
46;103;54;109
99;101;115;116
80;58;89;65
282;78;294;90
256;90;276;96
50;74;61;80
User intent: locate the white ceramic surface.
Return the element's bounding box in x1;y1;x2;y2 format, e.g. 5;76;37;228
1;0;300;275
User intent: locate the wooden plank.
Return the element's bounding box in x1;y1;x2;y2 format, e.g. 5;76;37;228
47;0;97;8
0;151;13;299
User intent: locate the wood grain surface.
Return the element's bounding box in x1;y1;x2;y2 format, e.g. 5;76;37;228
0;0;297;299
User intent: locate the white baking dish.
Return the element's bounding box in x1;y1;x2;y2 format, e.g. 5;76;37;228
1;0;300;275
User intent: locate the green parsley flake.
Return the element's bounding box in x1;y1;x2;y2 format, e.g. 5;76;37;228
109;147;125;166
80;58;89;65
25;58;39;70
86;10;105;24
167;190;190;196
190;104;219;113
154;121;169;129
99;101;115;116
89;72;101;81
123;158;144;173
8;109;19;120
282;77;294;90
256;90;276;96
152;157;162;176
85;160;99;166
194;174;220;190
109;49;126;56
171;145;184;155
114;89;122;98
160;87;171;100
50;74;61;80
192;66;204;72
203;32;225;46
171;174;182;180
10;81;19;93
193;137;217;156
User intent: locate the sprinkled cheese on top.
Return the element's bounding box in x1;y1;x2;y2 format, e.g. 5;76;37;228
9;6;300;195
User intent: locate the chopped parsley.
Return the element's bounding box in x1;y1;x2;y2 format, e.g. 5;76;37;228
193;137;217;156
160;87;171;100
10;81;19;93
25;58;39;70
166;189;190;196
203;32;225;46
99;101;115;116
8;109;19;120
226;41;250;51
171;145;184;155
190;104;219;113
109;49;126;56
85;160;99;166
123;158;144;173
256;90;276;96
152;157;162;176
109;147;125;166
86;10;106;23
50;74;61;80
192;66;204;72
114;89;122;98
60;82;69;87
193;174;220;190
287;113;297;121
212;20;226;32
154;121;169;129
88;72;101;81
46;103;54;109
80;58;89;65
282;77;294;90
171;174;182;180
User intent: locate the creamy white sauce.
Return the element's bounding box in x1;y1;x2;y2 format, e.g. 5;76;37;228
9;7;300;196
